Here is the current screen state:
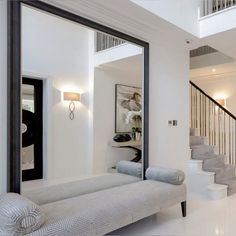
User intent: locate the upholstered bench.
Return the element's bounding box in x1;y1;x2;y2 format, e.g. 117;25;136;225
0;166;186;236
23;161;142;205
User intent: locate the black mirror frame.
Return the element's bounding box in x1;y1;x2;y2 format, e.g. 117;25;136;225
7;0;149;193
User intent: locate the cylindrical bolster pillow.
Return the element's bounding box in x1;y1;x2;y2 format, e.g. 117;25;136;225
116;161;142;178
0;193;45;235
146;166;185;185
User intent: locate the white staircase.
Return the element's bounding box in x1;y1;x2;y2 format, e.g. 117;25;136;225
189;82;236;199
187;159;228;200
187;128;228;200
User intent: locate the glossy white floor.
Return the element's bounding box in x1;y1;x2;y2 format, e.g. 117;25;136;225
109;193;236;236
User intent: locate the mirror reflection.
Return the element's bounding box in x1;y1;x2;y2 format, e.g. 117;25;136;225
22;84;35;171
21;5;144;200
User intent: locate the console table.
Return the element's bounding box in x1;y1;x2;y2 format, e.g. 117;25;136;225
110;140;142;162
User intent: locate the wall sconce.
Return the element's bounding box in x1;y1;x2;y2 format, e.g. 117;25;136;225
215;98;226;107
63;92;81;120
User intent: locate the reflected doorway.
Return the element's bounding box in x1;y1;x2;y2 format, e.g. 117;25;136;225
22;77;43;181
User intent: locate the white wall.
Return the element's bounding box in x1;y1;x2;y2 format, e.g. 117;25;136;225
193;76;236;116
93;66;142;173
22;6;91;180
0;0;7;194
131;0;201;37
149;44;190;171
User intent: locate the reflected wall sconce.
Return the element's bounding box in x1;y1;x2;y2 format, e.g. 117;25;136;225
215;98;226;107
63;92;81;120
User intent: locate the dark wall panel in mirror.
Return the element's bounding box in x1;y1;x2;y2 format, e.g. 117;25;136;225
22;77;43;181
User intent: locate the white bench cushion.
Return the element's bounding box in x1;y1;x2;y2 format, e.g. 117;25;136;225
23;173;140;205
27;180;186;236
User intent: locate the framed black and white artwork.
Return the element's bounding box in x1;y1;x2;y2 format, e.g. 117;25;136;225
115;84;142;133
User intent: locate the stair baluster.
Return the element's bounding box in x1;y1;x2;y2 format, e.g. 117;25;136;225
202;0;236;16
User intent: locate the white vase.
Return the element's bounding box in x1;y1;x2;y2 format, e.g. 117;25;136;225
135;132;141;141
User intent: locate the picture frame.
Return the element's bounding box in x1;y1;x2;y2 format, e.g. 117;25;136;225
115;84;142;133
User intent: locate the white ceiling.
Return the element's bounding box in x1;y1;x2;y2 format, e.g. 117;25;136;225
42;0;201;49
190;30;236;80
98;55;143;79
42;0;236;80
190;61;236;81
204;28;236;60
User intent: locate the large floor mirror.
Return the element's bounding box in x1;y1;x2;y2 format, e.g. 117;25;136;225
8;0;149;194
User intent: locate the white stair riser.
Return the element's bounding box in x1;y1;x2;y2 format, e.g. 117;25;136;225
187;160;203;172
207;188;227;200
187;172;215;194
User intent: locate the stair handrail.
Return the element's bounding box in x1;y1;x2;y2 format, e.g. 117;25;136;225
190;80;236;120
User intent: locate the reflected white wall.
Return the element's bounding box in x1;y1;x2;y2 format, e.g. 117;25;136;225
93;65;142;173
22;5;91;180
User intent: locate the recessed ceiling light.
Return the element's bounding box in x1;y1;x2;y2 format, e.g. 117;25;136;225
212;68;216;73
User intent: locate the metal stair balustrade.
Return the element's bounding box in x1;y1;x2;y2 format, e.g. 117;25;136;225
190;81;236;165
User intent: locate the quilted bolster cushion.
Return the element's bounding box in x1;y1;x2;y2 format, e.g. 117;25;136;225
116;161;142;178
0;193;45;235
146;166;185;185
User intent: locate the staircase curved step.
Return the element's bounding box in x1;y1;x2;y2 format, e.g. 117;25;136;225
207;184;228;200
208;183;228;191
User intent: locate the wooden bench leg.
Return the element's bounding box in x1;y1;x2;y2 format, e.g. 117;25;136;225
181;201;186;217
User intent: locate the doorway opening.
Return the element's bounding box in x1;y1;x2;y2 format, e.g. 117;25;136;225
22;77;43;181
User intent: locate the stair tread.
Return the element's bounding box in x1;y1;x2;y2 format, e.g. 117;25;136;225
218;176;236;186
205;165;234;171
196;171;215;176
192;154;224;160
188;159;203;164
208;183;228;190
191;145;215;148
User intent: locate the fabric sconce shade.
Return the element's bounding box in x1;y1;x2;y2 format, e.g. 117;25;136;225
63;92;81;120
63;92;81;102
216;99;226;107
